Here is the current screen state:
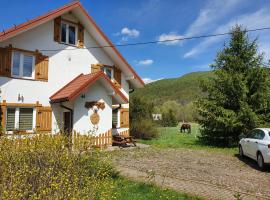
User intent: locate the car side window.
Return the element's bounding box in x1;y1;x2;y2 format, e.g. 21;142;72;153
246;130;256;138
254;130;265;140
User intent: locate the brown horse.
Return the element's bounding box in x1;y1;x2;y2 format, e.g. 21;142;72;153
180;123;191;133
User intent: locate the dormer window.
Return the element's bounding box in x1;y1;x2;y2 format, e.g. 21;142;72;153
12;51;35;78
102;66;113;79
61;22;77;45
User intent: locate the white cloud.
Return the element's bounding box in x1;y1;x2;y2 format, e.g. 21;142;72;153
185;0;244;37
143;77;163;84
184;7;270;58
121;27;140;37
157;32;183;45
114;27;140;43
138;59;154;65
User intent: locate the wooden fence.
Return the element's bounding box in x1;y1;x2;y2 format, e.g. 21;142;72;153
118;129;130;137
72;129;112;148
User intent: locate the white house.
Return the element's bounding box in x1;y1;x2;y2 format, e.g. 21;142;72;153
0;1;144;145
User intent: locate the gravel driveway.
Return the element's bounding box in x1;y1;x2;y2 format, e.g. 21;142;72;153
113;147;270;200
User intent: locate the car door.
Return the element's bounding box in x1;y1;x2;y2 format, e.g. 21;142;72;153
248;130;265;159
241;131;250;154
245;130;256;157
247;130;259;159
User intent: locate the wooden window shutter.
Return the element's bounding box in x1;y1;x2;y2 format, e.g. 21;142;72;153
35;53;49;81
36;106;52;132
0;47;12;77
0;101;7;131
91;64;101;73
54;16;61;42
77;23;84;48
113;68;121;87
120;108;129;128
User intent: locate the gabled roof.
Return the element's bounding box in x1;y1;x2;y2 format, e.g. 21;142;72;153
50;71;128;104
0;1;144;88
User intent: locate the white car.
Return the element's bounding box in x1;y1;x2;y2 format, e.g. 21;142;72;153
239;128;270;169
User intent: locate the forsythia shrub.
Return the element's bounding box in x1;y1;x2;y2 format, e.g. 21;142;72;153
0;134;116;200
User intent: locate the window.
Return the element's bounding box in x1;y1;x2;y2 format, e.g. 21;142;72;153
6;108;16;131
254;130;265;140
6;107;34;131
102;67;113;79
61;22;76;45
247;130;256;138
19;108;33;130
12;51;35;78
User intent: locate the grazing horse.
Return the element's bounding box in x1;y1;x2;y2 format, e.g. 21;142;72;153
180;123;191;133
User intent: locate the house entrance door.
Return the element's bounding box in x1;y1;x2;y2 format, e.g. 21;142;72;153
63;111;72;135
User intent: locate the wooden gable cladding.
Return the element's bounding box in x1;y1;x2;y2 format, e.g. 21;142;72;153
54;16;61;42
36;106;52;132
120;108;129;128
77;22;84;48
0;46;12;77
35;52;49;81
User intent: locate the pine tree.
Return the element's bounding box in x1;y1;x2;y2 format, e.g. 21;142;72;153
196;25;270;146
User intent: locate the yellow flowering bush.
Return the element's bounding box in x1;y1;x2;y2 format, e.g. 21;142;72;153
0;134;116;200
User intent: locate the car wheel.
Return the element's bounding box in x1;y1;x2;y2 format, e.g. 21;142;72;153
239;145;244;157
257;152;265;170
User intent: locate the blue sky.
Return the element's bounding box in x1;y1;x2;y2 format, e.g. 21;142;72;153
1;0;270;83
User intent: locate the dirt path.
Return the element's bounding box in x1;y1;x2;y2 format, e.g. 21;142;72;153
112;147;270;200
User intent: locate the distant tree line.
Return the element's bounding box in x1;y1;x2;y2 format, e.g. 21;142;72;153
154;100;198;126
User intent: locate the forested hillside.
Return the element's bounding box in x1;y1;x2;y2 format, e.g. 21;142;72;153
131;71;213;106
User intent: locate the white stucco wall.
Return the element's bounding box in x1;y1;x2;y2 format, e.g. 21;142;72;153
73;82;112;135
0;13;130;134
0;14;115;105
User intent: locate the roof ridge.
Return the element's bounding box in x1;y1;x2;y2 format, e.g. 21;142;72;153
0;1;80;38
0;1;144;86
50;73;84;99
68;71;102;100
50;71;128;103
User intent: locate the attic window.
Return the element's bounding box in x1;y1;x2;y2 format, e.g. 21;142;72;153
61;22;77;45
102;66;113;79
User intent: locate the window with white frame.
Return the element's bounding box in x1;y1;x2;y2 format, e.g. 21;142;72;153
61;22;77;45
102;67;113;79
6;107;34;131
12;51;35;78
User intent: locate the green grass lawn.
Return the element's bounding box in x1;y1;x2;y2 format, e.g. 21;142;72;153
114;177;201;200
140;123;238;155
